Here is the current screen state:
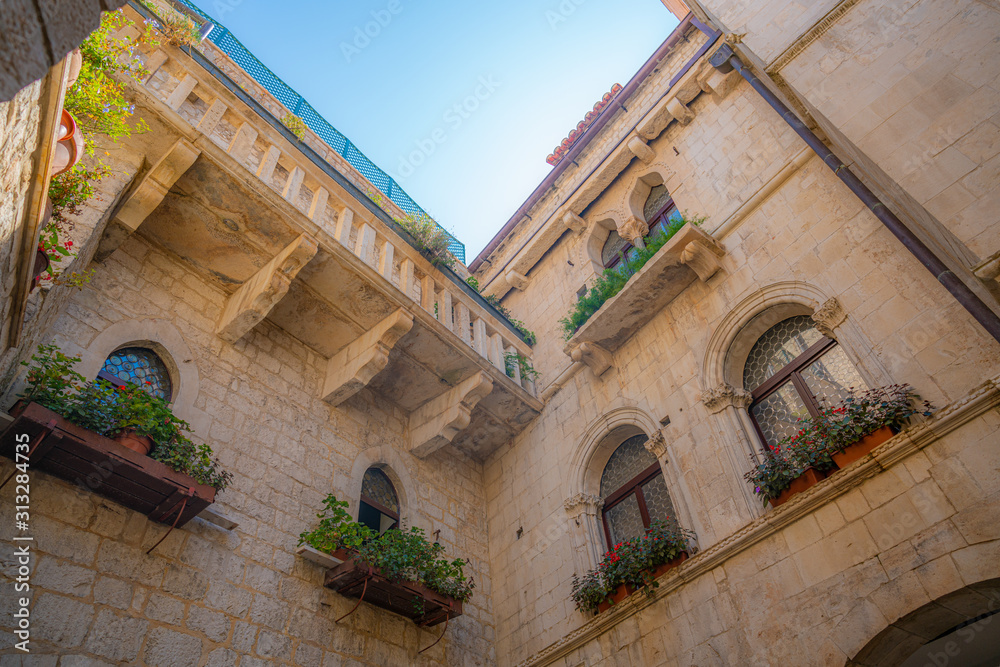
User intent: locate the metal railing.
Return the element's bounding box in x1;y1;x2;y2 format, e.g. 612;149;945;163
172;0;466;263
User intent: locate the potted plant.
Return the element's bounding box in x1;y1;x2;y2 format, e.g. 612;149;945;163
298;494;375;561
572;520;694;615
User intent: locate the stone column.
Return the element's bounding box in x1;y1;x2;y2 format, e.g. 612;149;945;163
563;493;605;574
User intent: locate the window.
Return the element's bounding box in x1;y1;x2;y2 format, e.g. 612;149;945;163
600;434;677;548
358;467;399;534
601;184;684;272
98;346;173;400
743;315;867;449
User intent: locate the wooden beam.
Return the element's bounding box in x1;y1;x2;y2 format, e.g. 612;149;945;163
216;234;318;343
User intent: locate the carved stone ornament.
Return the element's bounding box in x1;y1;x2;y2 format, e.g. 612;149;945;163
563;493;604;514
618;216;648;244
644;430;668;458
702;383;753;414
811;298;847;337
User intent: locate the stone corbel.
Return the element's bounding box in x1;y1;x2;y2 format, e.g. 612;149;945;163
973;251;1000;284
618;216;648;245
563;493;603;518
96;138;201;261
701;383;753;414
811;298;847;338
699;67;741;101
666;98;695;126
570;342;614;377
680;237;725;281
321;308;415;406
644;430;669;458
562;211;587;235
505;269;530;292
626;136;656;165
216;234;319;343
409;372;494;457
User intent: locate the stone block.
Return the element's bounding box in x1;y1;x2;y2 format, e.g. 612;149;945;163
141;627;204;667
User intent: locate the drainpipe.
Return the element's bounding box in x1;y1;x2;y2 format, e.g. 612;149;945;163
710;44;1000;345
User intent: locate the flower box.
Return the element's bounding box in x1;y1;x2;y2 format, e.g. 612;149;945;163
831;426;894;469
0;401;215;527
324;556;463;627
595;551;689;613
769;467;825;507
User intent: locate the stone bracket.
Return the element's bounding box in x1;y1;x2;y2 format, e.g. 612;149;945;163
570;342;614;377
626;135;656;164
409;371;494;458
562;211;587;235
505;269;530;291
97;138;201;261
321;308;415;406
666;98;695;125
216;234;318;343
680;237;726;281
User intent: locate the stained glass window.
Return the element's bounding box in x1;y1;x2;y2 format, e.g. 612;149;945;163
359;467;399;534
99;347;172;400
600;434;677;548
743;316;868;449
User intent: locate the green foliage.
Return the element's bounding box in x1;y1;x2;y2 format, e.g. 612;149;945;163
559;215;704;340
139;0;201;46
396;212;456;268
504;351;539;383
299;494;475;603
465;276;537;346
298;495;375;554
744;384;931;505
571;520;694;614
17;345;232;490
281;113;307;141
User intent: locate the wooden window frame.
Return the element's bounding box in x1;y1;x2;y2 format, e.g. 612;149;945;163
360;493;399;531
601;461;663;549
747;335;839;450
602;199;678;271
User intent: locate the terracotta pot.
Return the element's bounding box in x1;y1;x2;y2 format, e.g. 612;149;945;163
114;429;154;456
51;110;84;176
32;250;50;290
770;467;825;507
650;551;689;579
596;583;631;613
832;426;895;469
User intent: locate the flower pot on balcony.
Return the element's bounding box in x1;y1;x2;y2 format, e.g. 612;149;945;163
51;110;84;177
113;429;154;456
596;583;631;613
832;426;895;469
769;467;825;507
650;551;689;579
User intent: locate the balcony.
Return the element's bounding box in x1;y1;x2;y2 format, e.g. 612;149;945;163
96;5;541;460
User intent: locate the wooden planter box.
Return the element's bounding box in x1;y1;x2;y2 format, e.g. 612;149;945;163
832;426;895;469
0;402;215;527
596;551;689;613
324;556;462;627
769;467;825;508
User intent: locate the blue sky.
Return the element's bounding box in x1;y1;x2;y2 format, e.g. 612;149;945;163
202;1;680;259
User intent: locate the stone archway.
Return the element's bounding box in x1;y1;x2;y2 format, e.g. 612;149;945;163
850;578;1000;666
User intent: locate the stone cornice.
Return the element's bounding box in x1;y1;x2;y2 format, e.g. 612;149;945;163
515;377;1000;667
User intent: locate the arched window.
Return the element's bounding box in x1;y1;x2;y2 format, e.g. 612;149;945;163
98;346;173;400
743;315;867;449
600;434;677;547
359;467;399;534
602;185;684;272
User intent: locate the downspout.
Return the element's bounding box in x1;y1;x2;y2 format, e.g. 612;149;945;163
709;44;1000;345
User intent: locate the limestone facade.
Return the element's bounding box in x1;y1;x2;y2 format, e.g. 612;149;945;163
0;0;998;666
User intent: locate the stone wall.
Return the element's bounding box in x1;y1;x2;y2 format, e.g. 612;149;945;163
0;236;496;665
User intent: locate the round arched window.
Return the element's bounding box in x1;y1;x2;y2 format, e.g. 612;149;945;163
98;347;173;400
601;185;684;272
600;434;677;548
743;315;867;448
359;467;399;534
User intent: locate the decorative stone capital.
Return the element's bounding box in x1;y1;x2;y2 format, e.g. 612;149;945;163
811;298;847;337
563;493;603;516
702;383;753;414
644;430;669;458
618;216;648;245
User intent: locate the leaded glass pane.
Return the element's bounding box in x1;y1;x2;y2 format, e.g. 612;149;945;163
102;347;172;400
361;468;398;513
602;230;629;267
606;494;644;546
742;316;824;391
751;380;811;447
643;185;673;222
641;473;677;527
600;435;656;497
801;345;868;407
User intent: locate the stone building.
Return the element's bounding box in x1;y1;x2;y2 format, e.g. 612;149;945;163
1;0;998;665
